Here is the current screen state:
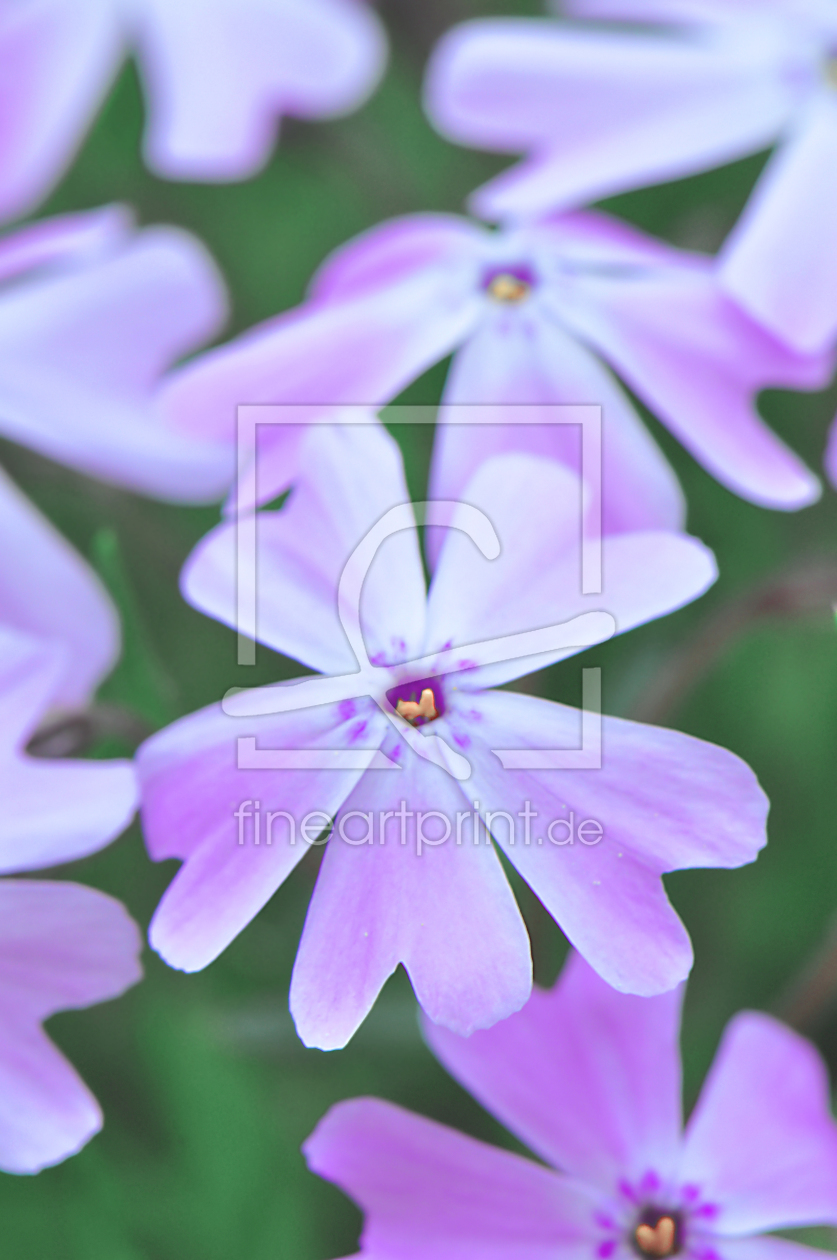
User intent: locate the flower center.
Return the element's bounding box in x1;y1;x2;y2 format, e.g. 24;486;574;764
632;1211;682;1259
397;689;438;723
828;56;837;88
483;264;535;304
387;677;444;725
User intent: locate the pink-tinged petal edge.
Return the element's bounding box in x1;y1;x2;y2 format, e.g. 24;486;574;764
0;880;142;1175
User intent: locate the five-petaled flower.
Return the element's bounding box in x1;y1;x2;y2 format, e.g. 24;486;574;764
305;950;837;1260
0;624;141;1173
138;423;767;1050
425;0;837;359
160;208;833;525
0;0;387;221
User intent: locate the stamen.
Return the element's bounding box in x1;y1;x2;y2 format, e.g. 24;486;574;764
486;272;531;303
828;57;837;88
396;688;438;723
634;1217;678;1259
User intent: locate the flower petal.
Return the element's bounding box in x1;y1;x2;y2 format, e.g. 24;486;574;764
717;1237;837;1260
0;217;232;503
304;1097;595;1260
429;315;685;549
310;212;487;303
570;264;831;509
426;455;714;690
424;19;793;220
681;1012;837;1232
159;259;479;454
137;0;387;181
183;424;428;675
0;628;137;873
720;93;837;353
460;688;767;872
142;695;379;972
290;743;532;1049
458;689;766;994
0;879;142;1174
0;467;118;707
424;951;684;1191
0;0;122;222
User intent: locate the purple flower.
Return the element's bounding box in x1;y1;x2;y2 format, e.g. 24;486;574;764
0;0;387;220
0;626;137;871
0;623;140;1172
305;951;837;1260
0;464;117;708
0;204;233;504
0;879;142;1174
161;209;832;526
425;2;837;357
137;423;767;1049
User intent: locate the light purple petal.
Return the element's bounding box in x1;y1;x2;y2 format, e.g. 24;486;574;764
681;1012;837;1232
720;93;837;353
424;19;794;220
310;212;487;303
569;264;831;510
0;879;142;1174
142;696;381;972
429;315;685;547
718;1236;837;1260
424;952;684;1191
460;688;768;872
158;254;480;459
304;1097;596;1260
183;424;428;675
426;455;714;690
290;745;532;1049
563;0;792;18
137;0;387;181
824;412;837;491
0;203;130;286
457;688;766;994
0;466;118;707
0;0;122;222
0;215;232;503
0;629;138;873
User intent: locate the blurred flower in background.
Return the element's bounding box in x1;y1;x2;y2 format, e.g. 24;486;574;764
0;879;141;1175
160;207;833;526
0;0;388;220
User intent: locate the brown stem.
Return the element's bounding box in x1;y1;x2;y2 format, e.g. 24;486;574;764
629;557;837;726
27;703;153;758
773;914;837;1031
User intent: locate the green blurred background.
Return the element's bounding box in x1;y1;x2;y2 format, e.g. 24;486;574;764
4;1;837;1255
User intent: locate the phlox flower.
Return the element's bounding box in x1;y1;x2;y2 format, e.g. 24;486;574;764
160;208;832;528
306;951;837;1260
0;0;387;220
0;624;136;874
0;622;140;1172
0;879;142;1174
0;203;232;505
137;423;767;1050
425;1;837;359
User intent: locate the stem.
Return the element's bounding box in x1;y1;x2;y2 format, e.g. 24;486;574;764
27;703;153;758
629;558;837;726
773;914;837;1031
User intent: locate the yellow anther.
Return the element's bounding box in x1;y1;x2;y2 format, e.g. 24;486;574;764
487;272;531;303
396;689;438;723
635;1218;677;1259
